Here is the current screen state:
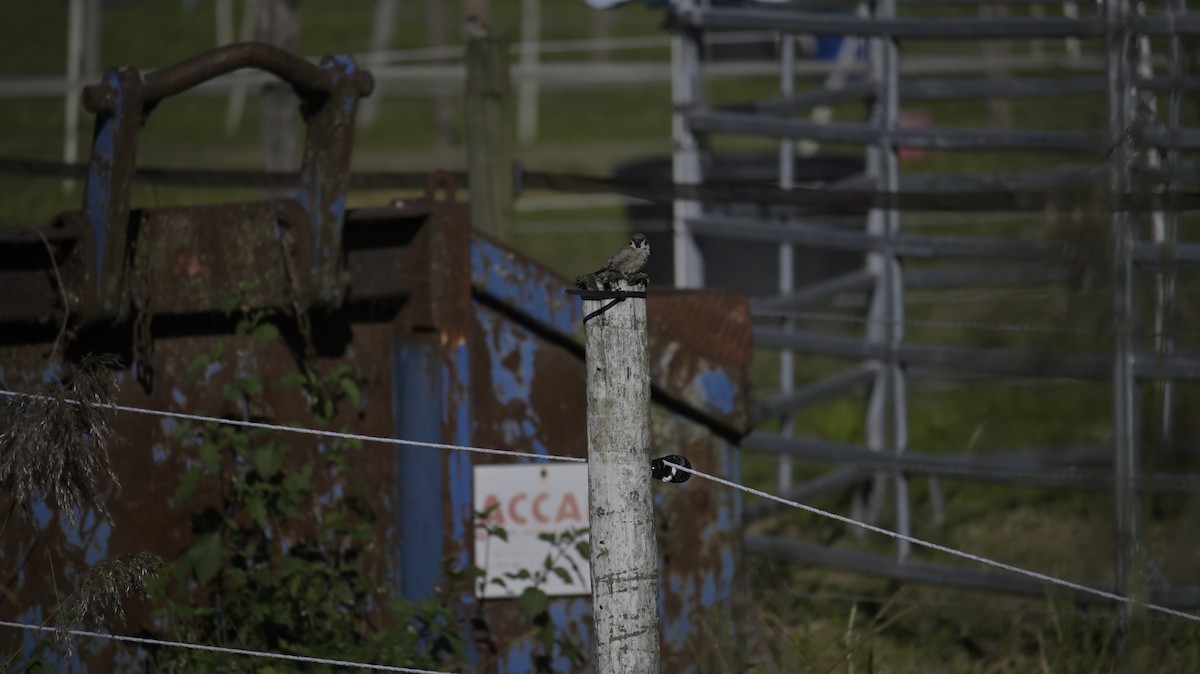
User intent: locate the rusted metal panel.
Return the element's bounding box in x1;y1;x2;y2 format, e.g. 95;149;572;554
2;47;748;674
1;202;750;673
133;200;311;316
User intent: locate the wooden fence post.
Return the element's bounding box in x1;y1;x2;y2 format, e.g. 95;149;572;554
581;279;660;672
465;27;514;240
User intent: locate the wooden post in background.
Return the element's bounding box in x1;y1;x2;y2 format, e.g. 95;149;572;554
464;24;514;240
582;279;660;672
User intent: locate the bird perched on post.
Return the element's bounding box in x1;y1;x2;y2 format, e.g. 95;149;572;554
575;233;650;290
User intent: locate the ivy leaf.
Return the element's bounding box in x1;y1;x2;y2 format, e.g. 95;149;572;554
174;467;202;504
199;441;222;472
241;374;264;398
519;587;549;618
185;353;212;378
338;377;362;409
551;567;573;585
254;445;285;478
246;492;267;528
279;372;307;389
188;533;223;585
251;322;280;346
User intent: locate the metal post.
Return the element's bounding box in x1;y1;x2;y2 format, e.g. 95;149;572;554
1158;0;1186;443
671;0;704;288
517;0;542;144
582;279;660;673
359;0;399;127
857;0;907;560
63;0;85;193
223;0;258;136
1106;0;1142;645
258;0;301;178
465;29;515;240
778;33;796;494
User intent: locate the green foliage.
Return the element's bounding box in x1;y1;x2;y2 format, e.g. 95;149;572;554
471;511;590;673
150;304;464;673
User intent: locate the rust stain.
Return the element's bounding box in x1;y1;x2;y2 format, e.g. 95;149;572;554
173;250;211;278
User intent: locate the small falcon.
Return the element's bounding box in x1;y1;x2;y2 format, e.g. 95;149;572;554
575;232;650;289
595;232;650;276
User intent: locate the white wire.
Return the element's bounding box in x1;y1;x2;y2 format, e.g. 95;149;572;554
0;390;585;464
663;461;1200;625
0;619;454;673
5;391;1197;627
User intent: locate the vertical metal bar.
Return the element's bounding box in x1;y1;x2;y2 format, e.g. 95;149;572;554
63;0;84;194
857;0;905;561
1160;0;1185;443
855;1;886;530
778;33;796;494
1106;0;1142;643
672;0;704;288
517;0;542;144
879;0;908;562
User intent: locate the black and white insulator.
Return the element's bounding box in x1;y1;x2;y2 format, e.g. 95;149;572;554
650;454;691;484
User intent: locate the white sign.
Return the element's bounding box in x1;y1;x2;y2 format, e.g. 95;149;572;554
472;463;591;599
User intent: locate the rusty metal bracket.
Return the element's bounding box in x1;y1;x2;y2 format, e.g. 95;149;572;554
78;43;374;325
424;170;458;203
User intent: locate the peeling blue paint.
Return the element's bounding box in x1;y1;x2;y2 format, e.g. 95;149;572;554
469;237;581;334
698;369;735;414
395;341;443;602
545;599;592;672
502;638;535;674
661;571;693;649
57;508;110;565
31;499;52;528
700;570;716;607
479;311;539;407
330;193;347;231
445;344;472;561
171;387;187;406
203;361;221;381
152;443;167;464
86;68;124;287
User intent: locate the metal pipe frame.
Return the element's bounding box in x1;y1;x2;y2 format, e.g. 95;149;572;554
676;6;1200;39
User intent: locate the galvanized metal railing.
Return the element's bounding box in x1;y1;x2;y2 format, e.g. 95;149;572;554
669;0;1200;609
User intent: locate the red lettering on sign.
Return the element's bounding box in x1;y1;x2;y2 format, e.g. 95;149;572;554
481;495;503;525
481;491;585;528
556;493;581;523
533;493;550;523
509;493;528;525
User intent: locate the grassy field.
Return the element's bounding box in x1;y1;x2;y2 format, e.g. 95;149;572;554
3;1;1200;672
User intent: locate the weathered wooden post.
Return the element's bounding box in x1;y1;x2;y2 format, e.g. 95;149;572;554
464;21;515;240
579;278;660;672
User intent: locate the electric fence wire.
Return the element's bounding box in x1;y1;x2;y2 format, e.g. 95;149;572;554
0;619;455;674
4;390;1200;631
660;461;1200;625
0;390;586;464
